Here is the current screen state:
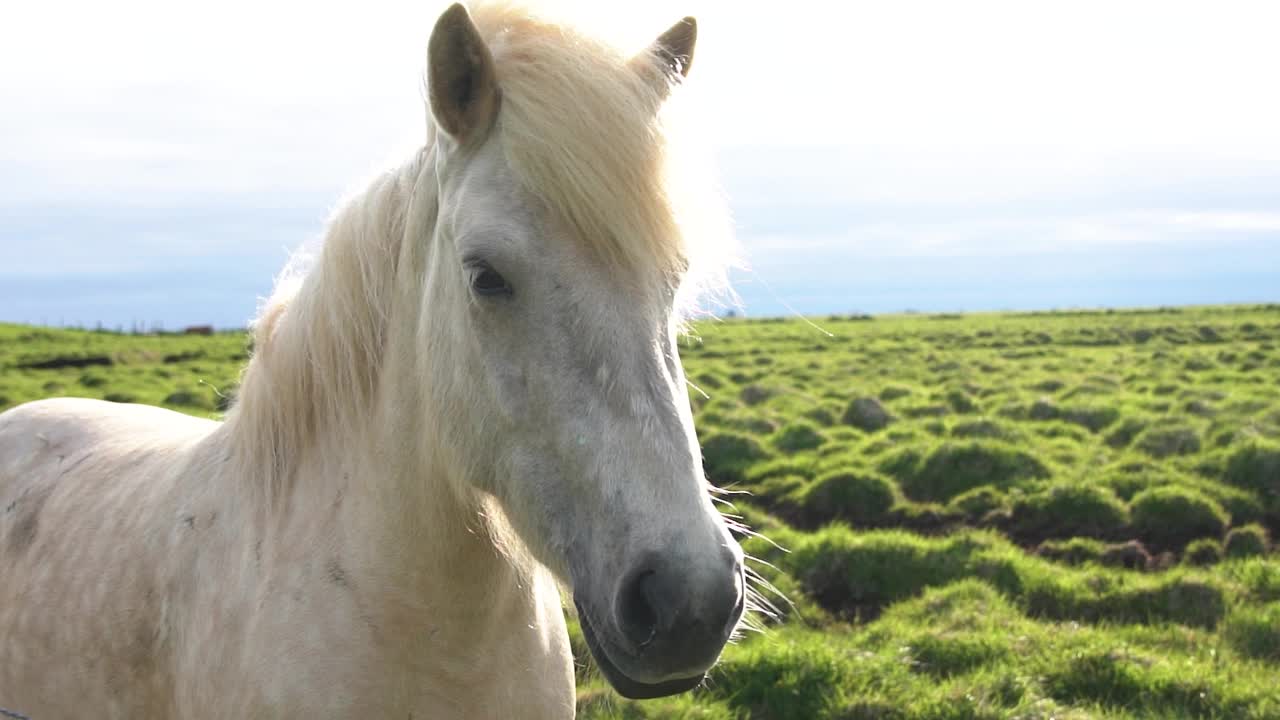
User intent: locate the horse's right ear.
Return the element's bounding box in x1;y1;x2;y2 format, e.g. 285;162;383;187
428;3;499;144
652;17;697;79
630;16;697;99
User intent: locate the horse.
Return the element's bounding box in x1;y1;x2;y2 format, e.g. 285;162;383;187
0;2;746;717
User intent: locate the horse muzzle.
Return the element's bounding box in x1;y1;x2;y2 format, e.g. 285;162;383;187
574;549;745;699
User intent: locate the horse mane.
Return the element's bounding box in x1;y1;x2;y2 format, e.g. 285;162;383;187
223;155;429;503
224;0;733;504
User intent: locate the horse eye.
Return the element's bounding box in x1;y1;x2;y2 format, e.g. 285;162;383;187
472;266;512;297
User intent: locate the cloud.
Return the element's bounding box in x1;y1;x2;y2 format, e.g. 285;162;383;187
741;209;1280;263
4;1;1280;208
1169;212;1280;233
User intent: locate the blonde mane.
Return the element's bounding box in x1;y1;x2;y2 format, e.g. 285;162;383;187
225;0;733;502
224;156;429;502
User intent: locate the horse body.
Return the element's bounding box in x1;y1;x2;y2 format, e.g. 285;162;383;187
0;397;573;719
0;2;742;717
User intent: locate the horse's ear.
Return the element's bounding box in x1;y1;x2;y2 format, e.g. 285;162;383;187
633;16;697;88
428;3;499;143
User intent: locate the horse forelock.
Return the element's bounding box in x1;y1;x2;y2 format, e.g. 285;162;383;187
466;0;736;320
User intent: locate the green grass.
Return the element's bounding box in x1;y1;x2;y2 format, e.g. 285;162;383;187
3;303;1280;718
0;323;246;419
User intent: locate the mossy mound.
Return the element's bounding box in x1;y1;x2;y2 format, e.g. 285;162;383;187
880;440;1052;503
1007;483;1130;542
739;384;776;406
1223;439;1280;500
708;638;847;720
745;456;818;484
1184;538;1224;566
1224;524;1270;559
1059;404;1122;433
903;631;1011;677
802;405;838;427
1105;416;1150;448
163;389;213;410
1136;426;1203;458
944;388;978;414
771;421;827;453
701;431;772;484
1035;537;1108;566
718;413;778;435
79;372;109;388
1100;540;1154;570
950;417;1021;441
842;397;893;432
799;470;900;528
947;485;1009;522
878;385;913;401
1131;486;1229;549
1028;396;1058;420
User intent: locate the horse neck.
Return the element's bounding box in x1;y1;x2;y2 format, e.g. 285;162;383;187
352;159;540;607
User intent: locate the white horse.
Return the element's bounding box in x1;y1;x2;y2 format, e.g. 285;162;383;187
0;2;745;717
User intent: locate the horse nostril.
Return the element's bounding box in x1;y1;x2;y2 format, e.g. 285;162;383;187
617;568;659;649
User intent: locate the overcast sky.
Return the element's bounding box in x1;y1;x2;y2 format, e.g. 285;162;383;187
2;0;1278;328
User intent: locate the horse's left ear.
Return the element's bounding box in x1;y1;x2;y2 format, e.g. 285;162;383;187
428;3;500;143
632;16;697;91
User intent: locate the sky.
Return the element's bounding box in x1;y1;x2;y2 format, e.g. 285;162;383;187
1;0;1278;329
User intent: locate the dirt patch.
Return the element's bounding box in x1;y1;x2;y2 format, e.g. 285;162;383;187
17;354;113;370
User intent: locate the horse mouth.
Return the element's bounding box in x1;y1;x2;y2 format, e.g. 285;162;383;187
574;598;706;700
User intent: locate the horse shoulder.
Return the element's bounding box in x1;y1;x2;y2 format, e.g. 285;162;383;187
0;397;220;718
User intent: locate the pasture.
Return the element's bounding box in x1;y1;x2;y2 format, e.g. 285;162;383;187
2;303;1278;719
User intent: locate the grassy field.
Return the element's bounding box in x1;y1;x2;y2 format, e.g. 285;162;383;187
2;304;1279;719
